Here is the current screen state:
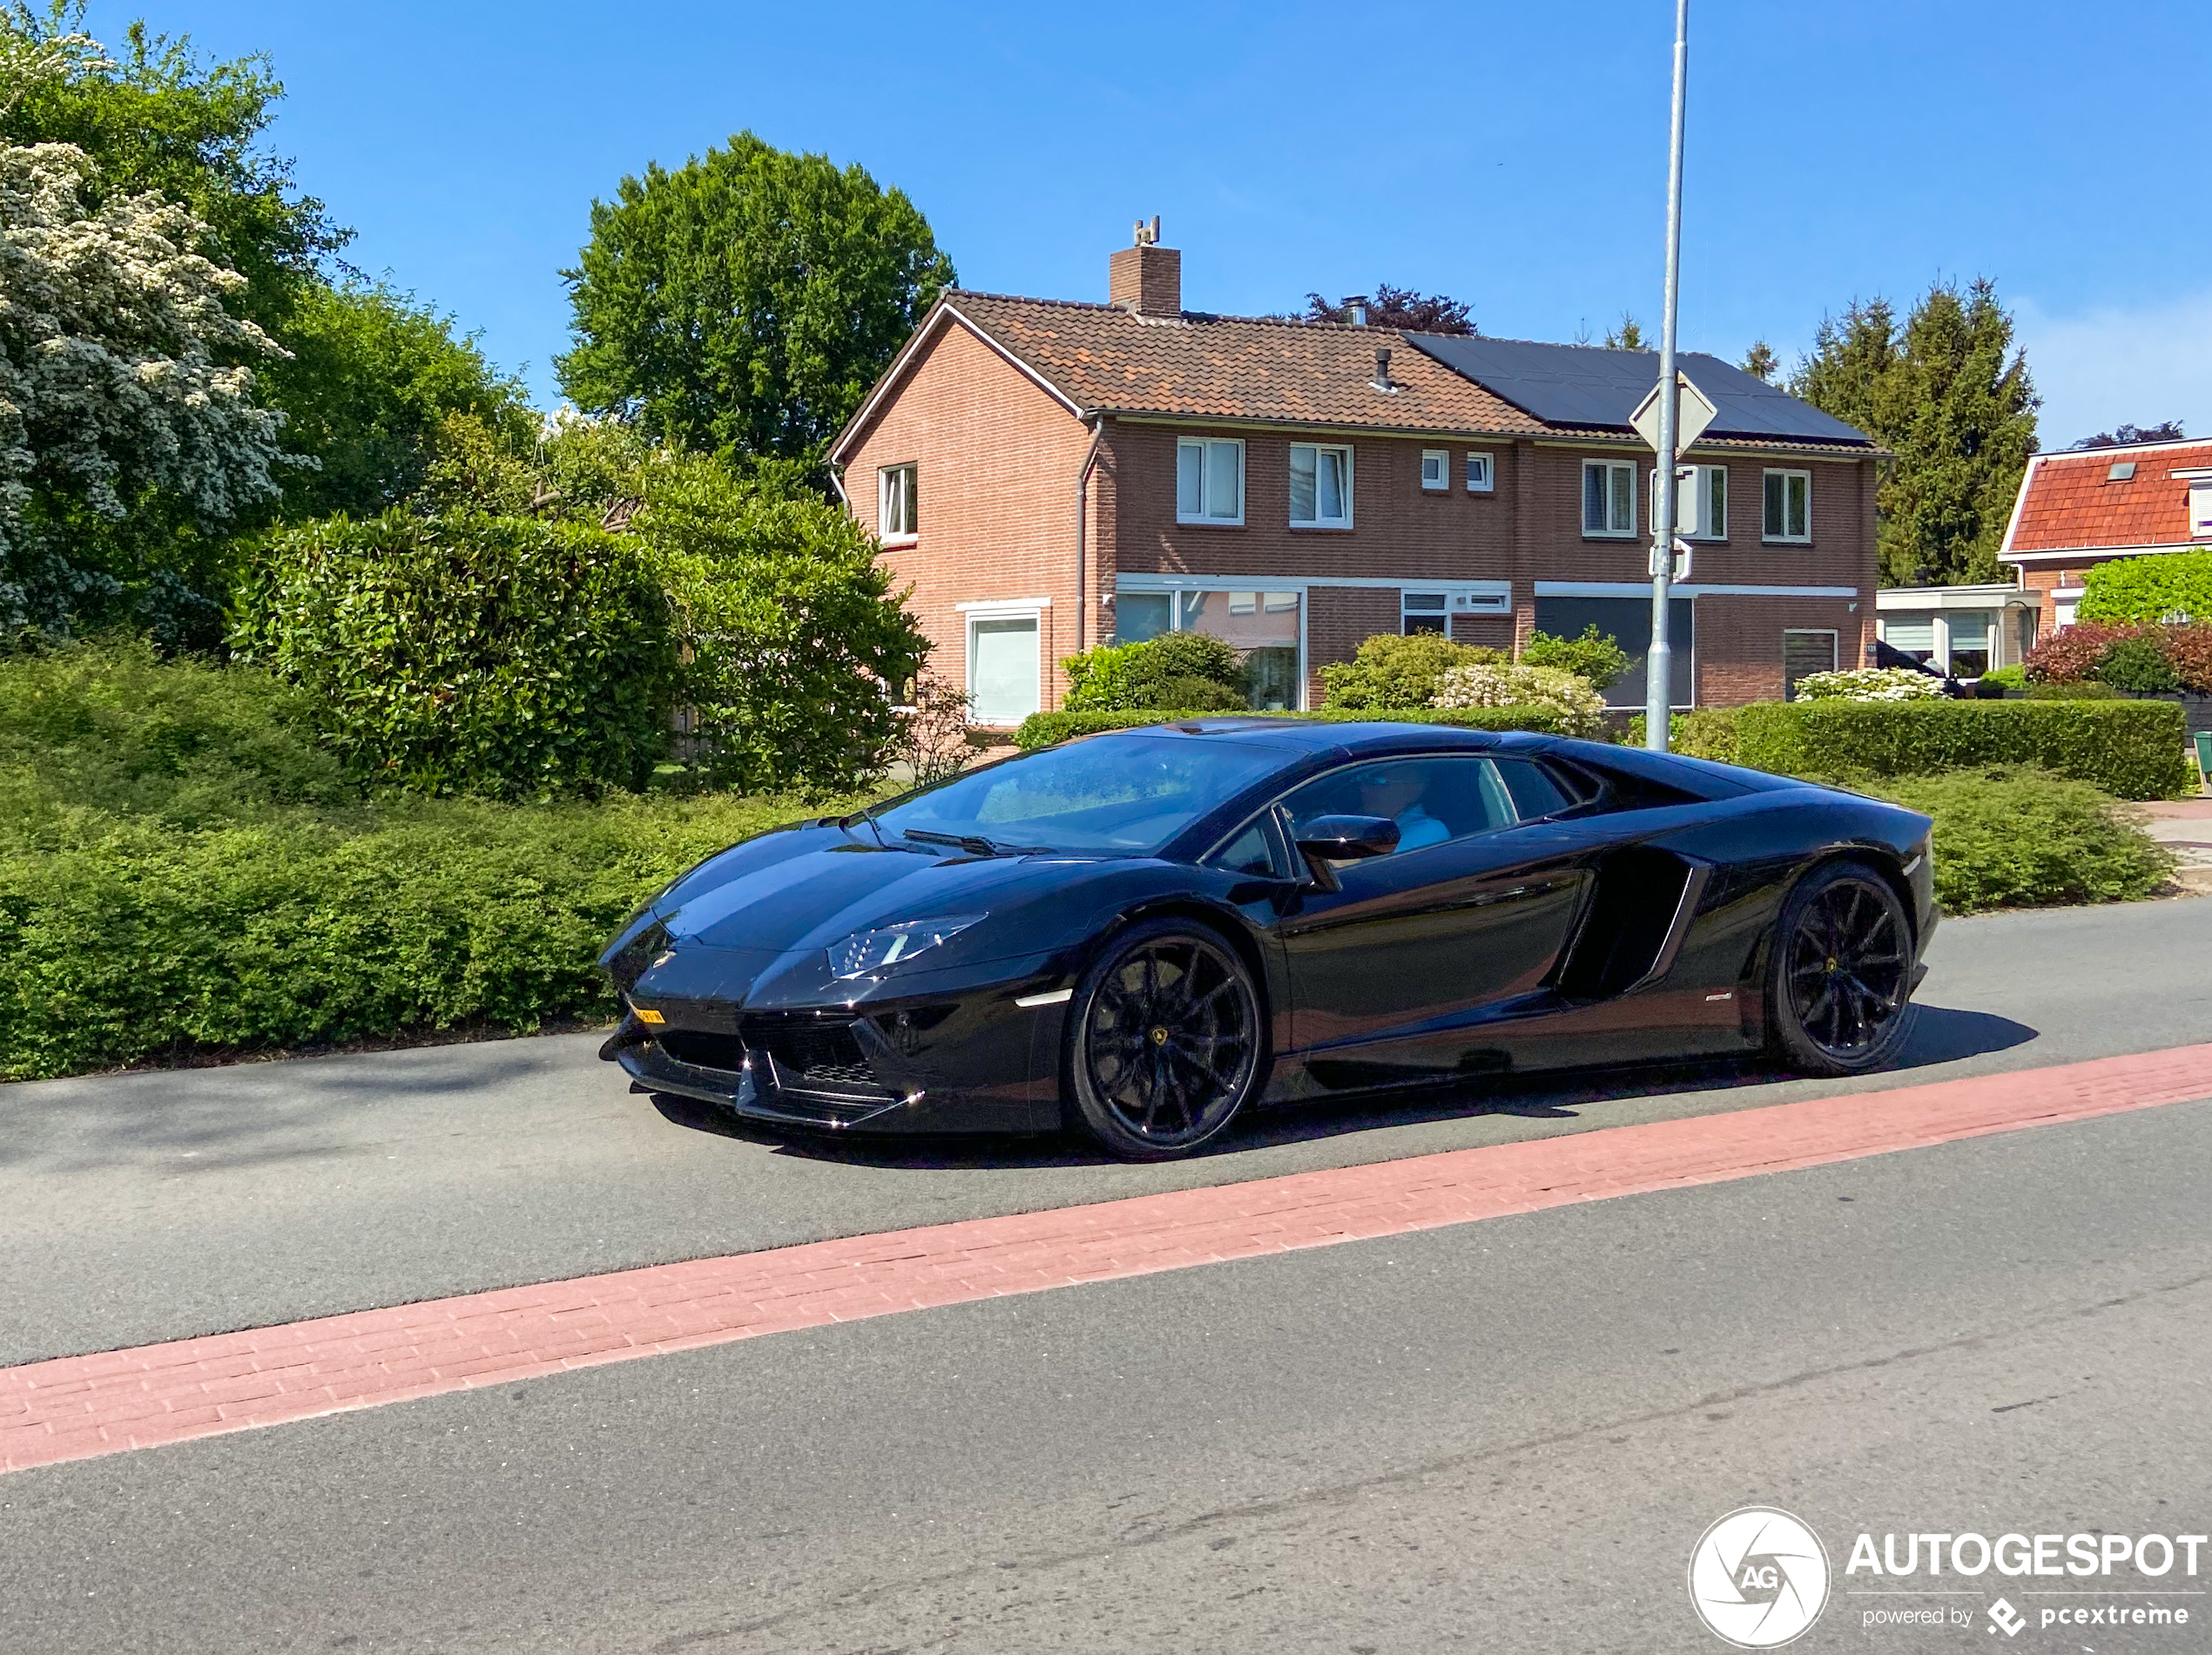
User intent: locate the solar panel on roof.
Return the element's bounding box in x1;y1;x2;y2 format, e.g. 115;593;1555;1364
1402;334;1871;446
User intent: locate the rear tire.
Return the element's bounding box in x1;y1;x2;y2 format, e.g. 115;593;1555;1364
1767;861;1916;1077
1064;919;1266;1161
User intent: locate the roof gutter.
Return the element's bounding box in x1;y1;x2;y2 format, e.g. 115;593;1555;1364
1075;415;1105;656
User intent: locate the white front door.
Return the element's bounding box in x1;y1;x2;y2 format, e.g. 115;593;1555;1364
969;616;1040;725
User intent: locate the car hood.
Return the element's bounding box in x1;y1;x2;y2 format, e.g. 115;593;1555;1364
645;820;1135;956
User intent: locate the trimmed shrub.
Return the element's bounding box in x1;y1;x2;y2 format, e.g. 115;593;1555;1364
2024;620;2134;685
0;639;354;833
1732;698;2191;800
2025;679;2120;699
1012;705;1574;750
2161;625;2212;693
1431;662;1607;736
1872;767;2174;914
0;789;858;1081
230;510;678;799
2077;549;2212;624
1978;663;2027;692
2098;635;2182;693
1061;633;1249;712
1520;625;1631;690
1794;666;1947;700
1627;707;1743;762
1318;633;1504;708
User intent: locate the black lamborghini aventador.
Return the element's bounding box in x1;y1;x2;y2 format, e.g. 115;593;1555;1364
598;719;1936;1160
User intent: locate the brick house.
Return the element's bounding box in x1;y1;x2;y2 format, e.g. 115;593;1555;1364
1999;435;2212;632
829;232;1885;724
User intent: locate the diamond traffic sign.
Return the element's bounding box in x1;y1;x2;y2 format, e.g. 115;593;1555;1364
1630;371;1718;454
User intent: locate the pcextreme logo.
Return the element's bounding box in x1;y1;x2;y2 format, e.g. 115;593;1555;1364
1688;1507;1831;1648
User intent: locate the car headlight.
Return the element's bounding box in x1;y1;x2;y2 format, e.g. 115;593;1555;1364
827;915;986;980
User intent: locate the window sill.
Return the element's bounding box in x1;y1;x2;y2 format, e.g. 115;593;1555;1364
881;533;919;548
1581;530;1638;541
1174;517;1246;529
1289;522;1354;532
1761;537;1814;546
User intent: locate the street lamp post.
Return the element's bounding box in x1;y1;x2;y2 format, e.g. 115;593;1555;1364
1646;0;1689;753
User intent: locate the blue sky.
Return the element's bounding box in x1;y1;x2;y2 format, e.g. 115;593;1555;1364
120;0;2202;449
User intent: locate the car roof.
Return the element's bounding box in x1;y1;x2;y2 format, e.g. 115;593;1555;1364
1094;718;1514;753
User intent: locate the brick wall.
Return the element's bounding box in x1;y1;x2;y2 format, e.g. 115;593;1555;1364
840;321;1094;718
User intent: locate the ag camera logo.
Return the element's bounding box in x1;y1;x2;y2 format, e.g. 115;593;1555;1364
1689;1506;1831;1647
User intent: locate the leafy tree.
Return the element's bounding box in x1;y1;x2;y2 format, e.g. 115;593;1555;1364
1741;340;1778;382
557;132;954;468
258;282;535;520
0;141;285;641
1299;283;1475;334
1602;313;1646;349
1792;279;2040;586
2071;421;2183;449
1317;633;1504;708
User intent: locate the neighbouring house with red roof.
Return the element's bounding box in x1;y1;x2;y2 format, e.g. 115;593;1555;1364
2000;435;2212;632
829;227;1886;725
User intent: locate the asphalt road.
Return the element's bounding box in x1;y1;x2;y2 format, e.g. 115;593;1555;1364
3;899;2209;1653
3;898;2208;1365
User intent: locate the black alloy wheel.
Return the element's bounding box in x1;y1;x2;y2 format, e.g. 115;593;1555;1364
1769;861;1915;1076
1065;919;1264;1160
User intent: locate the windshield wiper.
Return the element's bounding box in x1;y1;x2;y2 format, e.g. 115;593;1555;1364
900;828;1051;858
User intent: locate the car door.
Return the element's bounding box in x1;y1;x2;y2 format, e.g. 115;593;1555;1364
1274;754;1590;1072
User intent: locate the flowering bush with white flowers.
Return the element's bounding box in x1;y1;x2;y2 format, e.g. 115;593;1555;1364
0;140;287;628
1430;662;1608;736
1792;667;1947;702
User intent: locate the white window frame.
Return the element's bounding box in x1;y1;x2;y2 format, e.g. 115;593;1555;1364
1176;436;1245;526
1112;581;1306;710
1289;442;1354;529
878;463;917;544
1763;468;1812;544
1464;451;1494;493
961;600;1046;726
1582;459;1637;538
1401;590;1450;634
1420;449;1451;492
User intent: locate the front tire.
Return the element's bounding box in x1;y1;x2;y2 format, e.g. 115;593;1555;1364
1065;919;1265;1160
1767;861;1916;1077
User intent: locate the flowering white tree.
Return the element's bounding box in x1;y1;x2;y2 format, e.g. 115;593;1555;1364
1430;662;1608;737
0;139;286;562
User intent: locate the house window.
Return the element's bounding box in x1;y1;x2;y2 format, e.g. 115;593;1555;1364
1782;630;1838;700
967;613;1040;726
1465;451;1494;492
1763;469;1811;542
1420;449;1450;491
1582;459;1637;537
1115;587;1304;710
1947;612;1992;679
879;463;917;541
1880;613;1936;665
1176;437;1244;524
1289;443;1352;527
1402;591;1448;635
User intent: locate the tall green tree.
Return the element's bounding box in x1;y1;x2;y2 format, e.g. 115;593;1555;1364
1793;279;2039;586
556;132;954;467
259;282;536;521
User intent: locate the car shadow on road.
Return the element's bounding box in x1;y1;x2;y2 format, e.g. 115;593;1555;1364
645;1003;2040;1172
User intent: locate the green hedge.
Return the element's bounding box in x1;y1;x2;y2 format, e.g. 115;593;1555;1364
1872;767;2174;914
1731;699;2191;801
0;790;857;1081
1012;705;1575;750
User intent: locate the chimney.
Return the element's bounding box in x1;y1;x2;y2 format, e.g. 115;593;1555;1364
1372;347;1395;392
1109;217;1181;317
1343;294;1369;327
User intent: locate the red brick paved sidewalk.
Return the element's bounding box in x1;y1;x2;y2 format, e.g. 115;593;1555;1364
5;1040;2209;1478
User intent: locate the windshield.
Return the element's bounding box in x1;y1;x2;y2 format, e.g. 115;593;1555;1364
872;735;1291;855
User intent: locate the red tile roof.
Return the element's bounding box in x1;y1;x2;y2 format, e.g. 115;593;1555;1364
835;291;1879;460
2005;440;2212;555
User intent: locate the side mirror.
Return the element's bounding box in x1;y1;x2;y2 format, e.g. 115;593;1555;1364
1294;814;1401;862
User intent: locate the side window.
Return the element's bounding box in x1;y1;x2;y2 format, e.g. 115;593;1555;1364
1205;814;1290;879
1492;758;1575;821
1281;757;1514;856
